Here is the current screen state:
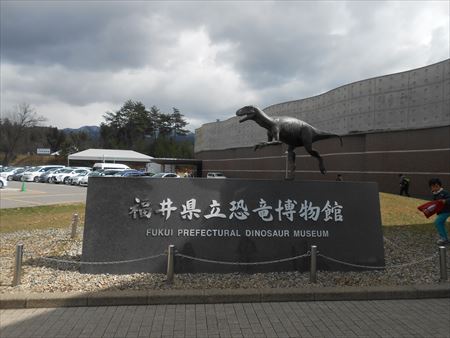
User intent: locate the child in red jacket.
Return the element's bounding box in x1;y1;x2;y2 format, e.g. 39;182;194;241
429;178;450;245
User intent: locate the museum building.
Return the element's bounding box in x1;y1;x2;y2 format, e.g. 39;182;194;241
195;59;450;197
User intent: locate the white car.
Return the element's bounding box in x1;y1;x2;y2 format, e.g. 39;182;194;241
0;167;23;181
72;166;92;171
92;163;130;171
79;173;90;187
79;171;104;187
46;167;68;183
207;172;227;179
52;168;89;184
151;172;180;178
0;176;7;188
22;165;65;182
68;170;90;185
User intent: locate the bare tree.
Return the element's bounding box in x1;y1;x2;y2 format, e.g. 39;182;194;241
0;103;46;165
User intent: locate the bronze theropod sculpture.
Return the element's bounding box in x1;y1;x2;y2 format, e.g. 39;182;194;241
236;105;342;178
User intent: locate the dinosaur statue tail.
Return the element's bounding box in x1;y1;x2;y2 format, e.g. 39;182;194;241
314;130;343;146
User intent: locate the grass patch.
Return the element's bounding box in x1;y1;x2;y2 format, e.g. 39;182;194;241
0;193;437;233
0;203;85;233
379;192;434;226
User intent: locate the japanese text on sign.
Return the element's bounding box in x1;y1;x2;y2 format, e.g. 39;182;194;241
129;197;343;223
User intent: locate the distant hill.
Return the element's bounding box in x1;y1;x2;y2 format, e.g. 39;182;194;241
175;132;195;142
62;126;100;139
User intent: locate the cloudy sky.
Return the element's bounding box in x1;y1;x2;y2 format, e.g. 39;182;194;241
1;1;449;131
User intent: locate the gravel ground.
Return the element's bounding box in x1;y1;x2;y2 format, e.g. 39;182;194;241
1;226;448;294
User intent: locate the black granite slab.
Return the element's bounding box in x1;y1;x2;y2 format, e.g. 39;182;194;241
81;177;384;274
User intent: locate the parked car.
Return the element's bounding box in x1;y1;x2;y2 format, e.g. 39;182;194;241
79;171;103;187
0;167;24;181
92;163;130;171
207;172;226;179
0;176;7;188
38;167;64;183
114;170;146;177
22;165;65;182
12;167;31;181
101;169;126;176
151;173;180;178
68;170;90;185
52;168;89;184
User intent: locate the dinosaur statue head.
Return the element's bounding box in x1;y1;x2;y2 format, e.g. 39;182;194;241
236;105;259;123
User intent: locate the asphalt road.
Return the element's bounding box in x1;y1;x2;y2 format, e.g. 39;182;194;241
0;181;87;209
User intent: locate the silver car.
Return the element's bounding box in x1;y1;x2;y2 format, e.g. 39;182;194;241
0;167;24;181
52;168;87;184
69;171;90;185
0;176;8;188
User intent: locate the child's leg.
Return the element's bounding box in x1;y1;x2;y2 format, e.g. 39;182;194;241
435;213;450;240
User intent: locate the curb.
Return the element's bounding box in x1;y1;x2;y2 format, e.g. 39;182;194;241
1;284;449;309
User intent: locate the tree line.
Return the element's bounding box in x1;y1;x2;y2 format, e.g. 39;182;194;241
100;100;192;158
0;101;193;165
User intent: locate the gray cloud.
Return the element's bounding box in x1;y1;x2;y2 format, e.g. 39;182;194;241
1;1;448;130
1;2;171;70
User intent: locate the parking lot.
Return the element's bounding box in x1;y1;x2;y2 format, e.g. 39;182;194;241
0;181;87;209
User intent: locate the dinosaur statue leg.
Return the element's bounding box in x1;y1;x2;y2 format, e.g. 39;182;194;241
303;140;326;175
254;140;282;150
285;147;296;180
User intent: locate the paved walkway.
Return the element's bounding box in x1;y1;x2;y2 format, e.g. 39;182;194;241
1;298;449;337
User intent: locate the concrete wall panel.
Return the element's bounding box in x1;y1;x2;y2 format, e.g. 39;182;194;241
408;103;447;129
385;91;407;115
410;83;443;106
374;93;387;110
410;68;428;87
377;73;409;92
350;96;371;115
350;79;374;98
443;99;450;122
443;79;450;100
387;108;408;129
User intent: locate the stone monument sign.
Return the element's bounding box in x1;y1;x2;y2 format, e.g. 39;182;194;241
81;177;385;274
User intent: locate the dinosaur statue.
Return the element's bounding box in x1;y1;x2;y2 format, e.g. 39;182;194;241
236;105;342;178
